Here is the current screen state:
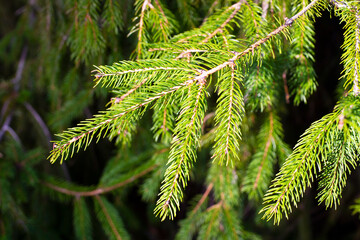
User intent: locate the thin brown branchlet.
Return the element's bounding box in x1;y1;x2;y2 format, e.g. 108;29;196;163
94;66;194;79
201;1;244;44
43;164;157;197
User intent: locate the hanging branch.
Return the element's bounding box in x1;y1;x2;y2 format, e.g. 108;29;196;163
155;77;208;220
333;0;360;95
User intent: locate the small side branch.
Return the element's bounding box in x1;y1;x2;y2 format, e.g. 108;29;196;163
137;0;154;58
332;1;360;95
111;77;148;104
160;78;207;214
201;1;244;43
154;0;168;24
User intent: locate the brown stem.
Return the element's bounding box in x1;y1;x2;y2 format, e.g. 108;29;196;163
43;164;157;197
191;183;214;216
154;0;168;24
112;77;148;104
137;0;153;58
94;195;122;240
202;112;215;133
282;71;290;103
201;1;244;44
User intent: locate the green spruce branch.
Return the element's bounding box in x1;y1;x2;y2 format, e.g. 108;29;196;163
48;0;329;222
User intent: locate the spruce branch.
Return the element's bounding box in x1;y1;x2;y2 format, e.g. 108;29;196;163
289;0;318;105
212;63;244;166
261;113;339;224
201;1;244;44
335;1;360;95
261;96;360;224
48;0;326;219
154;79;208;220
130;0;176;58
137;0;154;57
45;0;337;228
317;98;360;208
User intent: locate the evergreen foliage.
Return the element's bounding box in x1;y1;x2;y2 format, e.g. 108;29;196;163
2;0;360;239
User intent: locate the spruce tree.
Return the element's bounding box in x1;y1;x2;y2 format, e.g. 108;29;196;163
1;0;360;239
